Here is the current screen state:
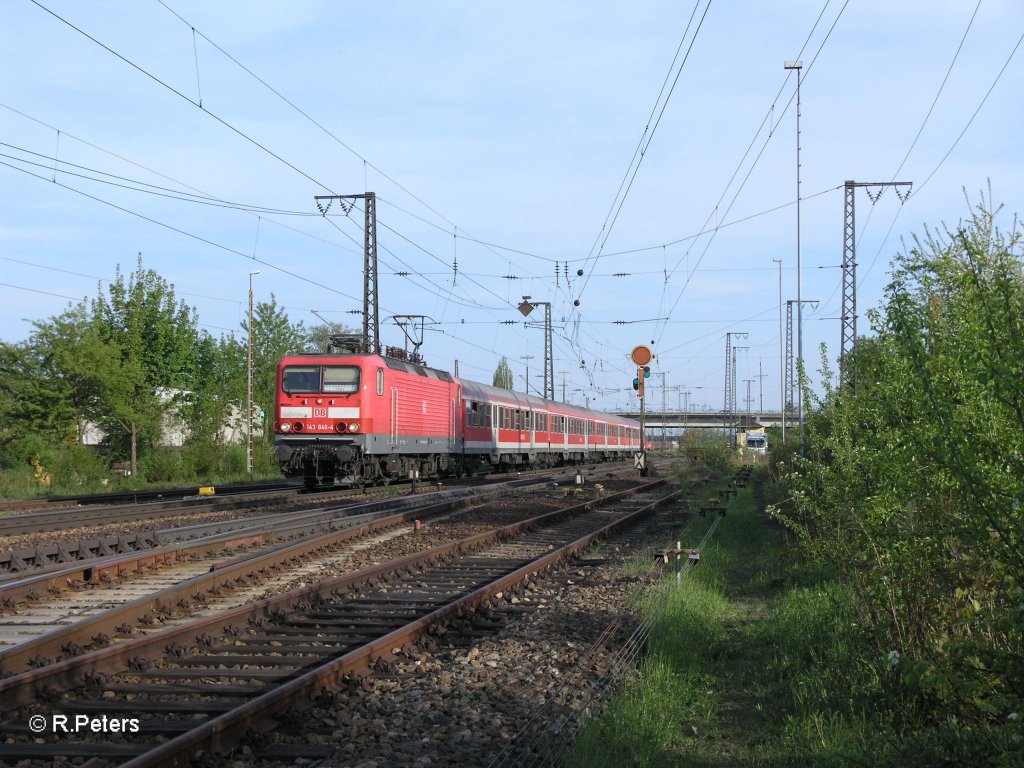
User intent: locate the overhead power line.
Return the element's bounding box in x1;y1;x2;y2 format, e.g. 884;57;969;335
576;0;713;302
30;0;336;195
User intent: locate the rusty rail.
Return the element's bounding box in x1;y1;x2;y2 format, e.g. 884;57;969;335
0;481;679;768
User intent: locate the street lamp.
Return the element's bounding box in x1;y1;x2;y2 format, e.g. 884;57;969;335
520;355;534;395
784;59;804;453
247;270;260;475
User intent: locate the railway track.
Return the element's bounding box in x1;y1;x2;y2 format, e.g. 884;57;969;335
0;465;652;660
0;481;298;515
0;478;682;766
0;470;577;576
0;490;383;575
0;462;636;569
0;485;324;540
0;480;528;669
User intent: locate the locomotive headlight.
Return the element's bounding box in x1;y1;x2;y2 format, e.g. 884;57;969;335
279;422;292;433
316;398;324;405
335;422;348;433
348;422;360;433
292;422;304;432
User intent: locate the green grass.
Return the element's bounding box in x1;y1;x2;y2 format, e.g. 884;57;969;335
568;468;890;768
0;441;284;501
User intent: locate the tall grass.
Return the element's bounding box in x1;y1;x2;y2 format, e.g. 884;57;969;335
568;469;901;767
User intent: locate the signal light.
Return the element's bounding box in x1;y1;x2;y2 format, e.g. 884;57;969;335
643;366;651;378
632;378;639;390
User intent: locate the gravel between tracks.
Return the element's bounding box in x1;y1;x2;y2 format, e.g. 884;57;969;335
247;497;679;768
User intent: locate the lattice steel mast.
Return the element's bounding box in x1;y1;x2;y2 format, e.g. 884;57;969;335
840;180;912;384
315;192;380;354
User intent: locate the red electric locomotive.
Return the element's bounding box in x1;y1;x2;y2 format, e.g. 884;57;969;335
273;351;641;486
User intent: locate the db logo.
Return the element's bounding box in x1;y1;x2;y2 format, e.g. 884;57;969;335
312;408;328;418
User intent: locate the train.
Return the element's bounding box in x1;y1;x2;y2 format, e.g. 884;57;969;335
272;351;642;487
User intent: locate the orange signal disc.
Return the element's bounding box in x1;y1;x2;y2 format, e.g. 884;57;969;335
630;344;654;366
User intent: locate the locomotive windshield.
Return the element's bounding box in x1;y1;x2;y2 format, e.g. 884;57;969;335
282;365;360;395
322;366;360;393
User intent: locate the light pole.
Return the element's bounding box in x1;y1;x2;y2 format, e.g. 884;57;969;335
247;270;260;475
572;388;591;409
654;371;668;448
520;355;534;395
785;59;804;453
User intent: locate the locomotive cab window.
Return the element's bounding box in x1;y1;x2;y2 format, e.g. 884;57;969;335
282;366;319;394
282;365;360;395
323;366;360;394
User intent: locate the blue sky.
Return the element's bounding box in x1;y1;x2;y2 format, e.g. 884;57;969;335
2;1;1022;413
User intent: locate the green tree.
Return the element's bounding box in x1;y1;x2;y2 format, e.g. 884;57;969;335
88;258;200;476
243;294;307;448
0;336;80;463
182;331;246;445
774;199;1024;763
493;356;513;389
305;321;358;353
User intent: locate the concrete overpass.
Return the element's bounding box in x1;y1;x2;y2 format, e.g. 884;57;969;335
612;410;786;430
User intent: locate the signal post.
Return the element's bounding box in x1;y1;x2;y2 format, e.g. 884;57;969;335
630;344;653;477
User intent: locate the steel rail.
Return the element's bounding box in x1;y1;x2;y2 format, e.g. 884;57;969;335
0;480;668;722
0;470;625;676
0;460;632;538
0;488;491;674
0;487;301;538
0;463;609;572
0;477;501;578
118;482;683;767
0;481;298;511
